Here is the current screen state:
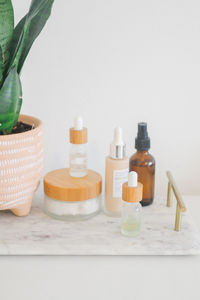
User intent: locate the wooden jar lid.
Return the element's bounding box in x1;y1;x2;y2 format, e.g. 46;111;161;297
70;127;88;144
44;168;102;202
122;182;143;203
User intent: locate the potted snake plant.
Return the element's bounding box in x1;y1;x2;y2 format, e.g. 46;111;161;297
0;0;54;216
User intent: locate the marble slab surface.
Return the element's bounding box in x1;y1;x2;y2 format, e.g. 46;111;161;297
0;197;200;255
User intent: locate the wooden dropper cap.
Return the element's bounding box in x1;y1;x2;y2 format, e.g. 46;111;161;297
122;171;143;203
70;116;88;144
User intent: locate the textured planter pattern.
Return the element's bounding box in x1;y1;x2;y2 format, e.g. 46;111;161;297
0;115;44;216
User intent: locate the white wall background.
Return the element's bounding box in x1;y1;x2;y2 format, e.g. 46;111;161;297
13;0;200;196
4;3;200;300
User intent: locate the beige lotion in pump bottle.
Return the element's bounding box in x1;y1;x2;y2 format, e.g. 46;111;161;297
105;127;129;217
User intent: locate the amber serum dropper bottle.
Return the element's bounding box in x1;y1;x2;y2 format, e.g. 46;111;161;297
129;122;155;206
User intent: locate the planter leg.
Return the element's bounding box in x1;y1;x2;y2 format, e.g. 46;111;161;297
11;181;40;216
11;199;32;217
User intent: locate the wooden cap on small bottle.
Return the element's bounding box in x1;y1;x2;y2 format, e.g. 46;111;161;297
70;127;88;144
122;182;143;203
44;168;102;202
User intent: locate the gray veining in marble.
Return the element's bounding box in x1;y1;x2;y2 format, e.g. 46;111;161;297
0;197;200;255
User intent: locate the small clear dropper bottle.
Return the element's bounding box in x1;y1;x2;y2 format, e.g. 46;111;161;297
121;171;143;237
69;116;88;178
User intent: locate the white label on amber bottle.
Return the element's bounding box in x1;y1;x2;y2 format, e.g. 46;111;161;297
113;168;129;198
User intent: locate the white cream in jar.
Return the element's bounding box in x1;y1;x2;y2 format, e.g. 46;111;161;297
44;168;102;221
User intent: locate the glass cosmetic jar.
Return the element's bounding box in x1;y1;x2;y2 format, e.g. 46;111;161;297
44;168;102;221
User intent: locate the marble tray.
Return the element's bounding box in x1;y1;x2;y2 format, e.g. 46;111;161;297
0;198;200;255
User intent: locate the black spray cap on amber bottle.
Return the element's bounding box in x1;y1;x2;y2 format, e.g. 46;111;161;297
135;122;150;151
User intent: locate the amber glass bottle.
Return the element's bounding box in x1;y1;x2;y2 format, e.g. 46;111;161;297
129;123;155;206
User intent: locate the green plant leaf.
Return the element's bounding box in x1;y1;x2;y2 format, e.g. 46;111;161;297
8;0;54;74
0;46;3;86
0;0;14;68
0;67;22;133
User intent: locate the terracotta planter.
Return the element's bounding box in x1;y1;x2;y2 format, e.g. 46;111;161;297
0;115;44;216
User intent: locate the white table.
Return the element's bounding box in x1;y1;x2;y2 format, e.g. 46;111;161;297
0;196;200;300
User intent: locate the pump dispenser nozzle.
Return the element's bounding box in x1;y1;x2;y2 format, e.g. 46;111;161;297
110;127;126;159
135;122;150;151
